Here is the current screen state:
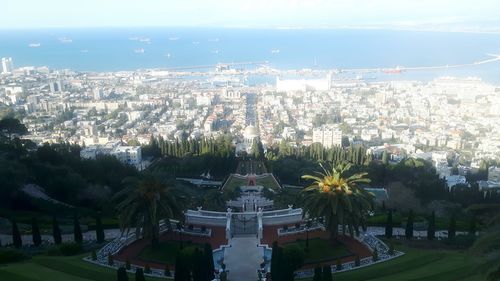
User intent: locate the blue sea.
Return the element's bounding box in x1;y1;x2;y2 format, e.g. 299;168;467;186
1;28;500;84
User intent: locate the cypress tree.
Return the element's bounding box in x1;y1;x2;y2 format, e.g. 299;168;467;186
174;254;190;281
469;215;477;236
322;265;333;281
336;258;342;271
135;268;145;281
12;220;22;249
427;211;435;240
204;243;215;280
385;210;393;239
74;215;83;243
271;241;281;281
381;150;389;165
405;210;414;239
117;267;129;281
52;216;62;245
192;248;203;281
32;218;42;246
372;248;379;262
95;214;105;243
313;266;322;281
448;214;456;240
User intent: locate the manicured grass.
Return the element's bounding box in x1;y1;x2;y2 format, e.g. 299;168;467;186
138;240;202;265
283;238;352;264
0;254;162;281
300;244;486;281
223;174;281;192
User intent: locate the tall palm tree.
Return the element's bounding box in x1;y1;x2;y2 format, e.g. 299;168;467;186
467;203;500;281
302;162;374;240
114;178;183;245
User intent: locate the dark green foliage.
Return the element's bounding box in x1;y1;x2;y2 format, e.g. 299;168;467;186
164;265;171;276
12;220;22;249
0;249;27;264
95;214;105;243
355;255;361;266
0;117;27;137
381;150;389;165
174;254;191;281
388;243;395;256
191;248;202;281
427;211;436;240
117;267;128;281
73;215;83;243
385;210;393;239
448;214;456;240
336;258;342;270
108;253;114;265
126;259;131;270
313;266;322;281
31;218;42;246
59;242;83;256
271;241;282;281
322;265;333;281
405;210;414;239
135;268;145;281
469;215;477;236
52;217;62;245
271;242;304;281
372;248;379;262
144;264;151;274
91;250;97;260
204;243;215;280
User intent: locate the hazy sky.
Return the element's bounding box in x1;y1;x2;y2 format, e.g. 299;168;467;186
2;0;500;29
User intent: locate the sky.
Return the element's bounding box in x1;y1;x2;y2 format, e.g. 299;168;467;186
2;0;500;30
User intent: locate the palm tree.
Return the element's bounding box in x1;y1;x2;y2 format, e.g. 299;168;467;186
114;178;183;245
302;162;374;240
467;203;500;281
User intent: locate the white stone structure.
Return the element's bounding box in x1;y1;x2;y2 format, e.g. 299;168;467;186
313;124;343;148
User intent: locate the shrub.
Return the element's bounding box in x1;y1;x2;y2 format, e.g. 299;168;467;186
108;253;114;265
164;265;171;276
354;255;360;266
372;248;379;262
0;249;27;264
126;258;131;270
135;268;145;281
117;267;128;281
220;271;227;281
91;250;97;261
388;243;395;255
59;242;83;256
336;258;342;271
144;264;151;274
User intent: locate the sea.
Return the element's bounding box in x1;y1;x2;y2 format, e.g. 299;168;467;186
1;27;500;84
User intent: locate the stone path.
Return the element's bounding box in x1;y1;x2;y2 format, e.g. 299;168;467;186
224;236;262;281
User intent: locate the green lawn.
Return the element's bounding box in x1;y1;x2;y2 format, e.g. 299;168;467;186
223;174;281;192
138;240;202;265
283;238;352;264
300;244;486;281
0;254;163;281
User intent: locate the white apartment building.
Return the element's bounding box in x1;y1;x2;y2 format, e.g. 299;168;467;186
1;57;14;73
80;144;142;166
489;166;500;183
312;124;342;148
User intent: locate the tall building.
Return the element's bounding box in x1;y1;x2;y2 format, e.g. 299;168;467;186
49;81;63;93
1;57;14;74
312;124;343;148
